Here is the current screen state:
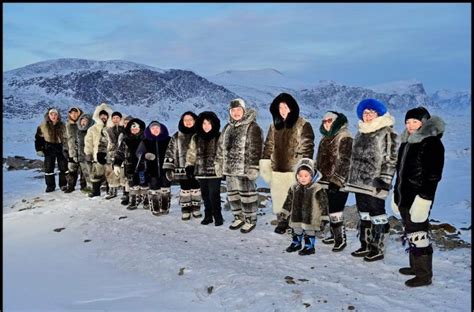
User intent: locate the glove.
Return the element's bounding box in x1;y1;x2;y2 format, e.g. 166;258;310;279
373;177;391;192
259;159;272;184
391;194;400;216
185;166;195;179
145;152;156;161
165;169;174;182
113;165;121;176
327;182;340;194
85;154;93;162
247;168;259;181
96;152;107;165
409;195;432;223
214;163;223;178
36;151;44;157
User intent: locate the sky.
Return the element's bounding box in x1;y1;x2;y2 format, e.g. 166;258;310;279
2;3;471;93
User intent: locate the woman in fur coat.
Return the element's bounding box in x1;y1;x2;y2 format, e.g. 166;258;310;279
392;107;445;287
137;121;172;216
64;106;84;193
281;158;328;256
75;113;95;193
343;99;398;262
163;111;202;221
185;111;223;226
34;107;69;192
315;111;353;252
113;118;147;210
260;92;315;234
215;99;264;233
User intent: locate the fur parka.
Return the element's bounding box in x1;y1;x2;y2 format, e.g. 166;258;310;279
185;111;221;178
137;121;171;179
281;158;328;231
316;112;353;188
215;108;263;177
393;116;445;208
113;118;146;176
65;107;83;160
262;93;315;172
163;111;198;180
343;113;398;199
84;103;114;162
74;113;95;162
35;109;68;155
99;123;125;164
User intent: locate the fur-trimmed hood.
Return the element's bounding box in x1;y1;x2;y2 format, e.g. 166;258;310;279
67;107;83;124
124;118;146;138
269;93;300;130
229;108;257;127
358;113;395;134
319;111;348;137
400;116;445;144
77;113;95;131
92;103;114;127
294;158;321;185
43;108;63;124
178;111;198;134
144;121;170;141
196;111;221;141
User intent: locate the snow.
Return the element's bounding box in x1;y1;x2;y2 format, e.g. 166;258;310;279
3;108;471;311
367;79;423;95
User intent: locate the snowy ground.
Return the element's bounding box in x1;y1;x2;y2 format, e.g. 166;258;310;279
2;112;472;311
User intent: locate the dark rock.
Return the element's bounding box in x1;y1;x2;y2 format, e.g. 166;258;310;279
53;227;65;232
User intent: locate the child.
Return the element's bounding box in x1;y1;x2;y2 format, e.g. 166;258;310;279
281;158;328;255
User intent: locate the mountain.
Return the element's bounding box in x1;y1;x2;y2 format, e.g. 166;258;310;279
430;89;471;110
3;58;239;121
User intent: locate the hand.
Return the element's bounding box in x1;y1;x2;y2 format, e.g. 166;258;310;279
214;163;223;178
96;152;107;165
373;177;391;192
36;151;44;157
247;168;259;181
391;194;400;216
73;156;78;163
409;195;432;223
145;152;156;161
165;170;174;182
259;159;272;184
113;166;121;176
185;166;195;179
327;182;340;194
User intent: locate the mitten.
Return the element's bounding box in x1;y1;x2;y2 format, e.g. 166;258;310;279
391;194;400;216
409;195;432;223
96;152;107;165
327;182;340;194
145;152;156;161
373;177;391;192
247;168;259;181
185;166;195;179
113;165;121;176
36;151;44;157
214;163;223;178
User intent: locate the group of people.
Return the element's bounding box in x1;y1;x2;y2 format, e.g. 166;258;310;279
34;92;445;288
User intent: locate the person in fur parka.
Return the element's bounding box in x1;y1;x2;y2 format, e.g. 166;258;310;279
215;99;264;233
136;121;172;216
281;158;328;256
391;107;445;287
75;113;95;192
260;92;315;233
113;118;146;210
163;111;202;220
64;106;84;193
343;98;398;262
185;111;223;226
314;111;353;252
35;107;69;192
84;102;114;197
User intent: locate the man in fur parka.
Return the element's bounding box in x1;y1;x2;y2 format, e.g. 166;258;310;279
98;111;124;200
163;111;202;221
75;113;95;193
260;92;315;234
113;118;147;210
84;102;114;198
136;121;172;216
343;98;398;262
392;107;445;287
315;111;353;252
35;107;69;192
281;158;328;255
185;111;223;226
215;98;264;233
64;106;85;193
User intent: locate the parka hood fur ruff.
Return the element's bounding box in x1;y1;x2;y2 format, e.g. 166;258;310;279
358;113;395;134
229;108;257;126
400;116;445;144
92;103;114;127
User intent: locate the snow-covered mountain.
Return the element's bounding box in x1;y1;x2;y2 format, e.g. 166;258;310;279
431;89;471;110
3;58;239;121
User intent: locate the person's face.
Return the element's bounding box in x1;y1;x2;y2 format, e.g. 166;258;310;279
100;114;108;124
123;119;130;128
112;115;121;125
202;119;212;133
69;110;79;121
183;115;195;128
80;117;89;127
297;169;312;186
130;126;140;135
49;112;59;123
362;109;378;123
322;117;334;132
230;107;244;121
150;125;161;136
406;118;423;135
279;102;290;120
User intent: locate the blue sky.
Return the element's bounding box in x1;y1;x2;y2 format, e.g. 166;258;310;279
3;3;471;92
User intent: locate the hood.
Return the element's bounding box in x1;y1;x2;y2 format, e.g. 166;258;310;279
67;107;83;124
124;118;146;138
77;113;95;131
178;111;198;134
319;111;349;137
43;107;63;124
400;116;445;144
196;111;221;141
294;157;321;185
144;121;170;141
229;108;257;127
269;93;300;130
92;102;114;127
358;113;395;134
